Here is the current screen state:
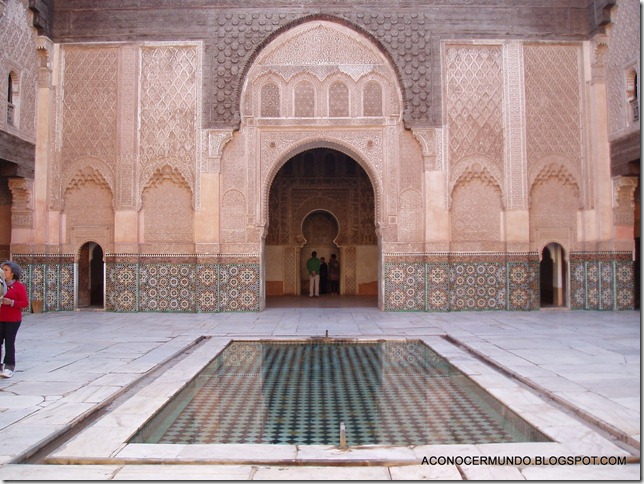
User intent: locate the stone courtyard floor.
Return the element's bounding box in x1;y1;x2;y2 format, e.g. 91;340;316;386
0;296;639;480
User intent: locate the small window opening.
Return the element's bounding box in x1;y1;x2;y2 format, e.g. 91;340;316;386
626;68;639;123
7;73;15;126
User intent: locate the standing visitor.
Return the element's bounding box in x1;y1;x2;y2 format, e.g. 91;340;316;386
0;261;28;378
319;257;328;295
328;253;340;295
306;251;321;298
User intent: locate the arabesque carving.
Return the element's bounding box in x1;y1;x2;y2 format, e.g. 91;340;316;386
8;178;33;228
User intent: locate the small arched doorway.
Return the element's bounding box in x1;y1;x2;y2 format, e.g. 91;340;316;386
540;243;567;308
78;241;104;309
300;211;340;295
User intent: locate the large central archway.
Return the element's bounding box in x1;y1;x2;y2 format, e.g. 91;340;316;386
264;148;378;304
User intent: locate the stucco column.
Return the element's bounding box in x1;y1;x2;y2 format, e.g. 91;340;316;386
585;36;614;250
503;41;529;252
33;37;54;250
413;128;449;251
612;176;638;251
195;129;233;253
113;46;140;254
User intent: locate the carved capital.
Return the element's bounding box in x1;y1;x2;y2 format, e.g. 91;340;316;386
591;34;609;81
205;129;234;173
8;178;34;228
411;128;437;171
612;176;638;226
36;36;54;88
613;175;638;209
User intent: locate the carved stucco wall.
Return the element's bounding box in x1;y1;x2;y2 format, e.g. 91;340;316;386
55;42;201;254
19;10;634;311
524;43;583;253
49;23;593;259
266;150;376;248
227;21;407;251
605;0;640;141
0;0;39;142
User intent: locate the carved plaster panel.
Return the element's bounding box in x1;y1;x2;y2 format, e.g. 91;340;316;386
0;0;39;140
61;159;115;203
54;45;119;209
242;20;403;120
259;129;384;223
529;159;581;206
444;43;505;180
139;43;201;208
612;175;638;226
59;46;119;164
524;44;583;171
411;128;437;171
450;177;502;244
449;158;504;210
8;177;33;228
204;129;234;174
503;41;528;210
605;0;641;139
64;183;113;249
529;178;579;251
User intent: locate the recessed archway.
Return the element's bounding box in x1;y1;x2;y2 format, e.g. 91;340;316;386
264;148;378;306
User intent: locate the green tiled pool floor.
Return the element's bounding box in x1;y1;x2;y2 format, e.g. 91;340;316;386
132;340;550;446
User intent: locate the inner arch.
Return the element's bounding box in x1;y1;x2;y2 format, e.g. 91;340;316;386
264;148;378;301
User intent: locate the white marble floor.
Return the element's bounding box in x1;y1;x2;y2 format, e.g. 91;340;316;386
0;299;639;480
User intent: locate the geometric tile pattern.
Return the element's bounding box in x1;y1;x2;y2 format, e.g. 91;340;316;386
599;262;614;310
569;254;635;310
217;263;260;312
14;252;635;312
14;256;74;313
104;259;260;312
106;262;138;311
196;264;218;313
586;261;600;310
426;263;450;311
615;261;635;310
384;252;634;312
139;263;196;312
570;260;586;310
132;341;550;446
507;261;539;310
384;262;425;311
449;262;506;311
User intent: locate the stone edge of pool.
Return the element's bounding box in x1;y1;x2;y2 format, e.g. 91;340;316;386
43;336;631;466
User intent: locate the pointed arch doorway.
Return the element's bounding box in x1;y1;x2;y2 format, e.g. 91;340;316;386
264;148;378;307
540;243;567;308
78;241;104;309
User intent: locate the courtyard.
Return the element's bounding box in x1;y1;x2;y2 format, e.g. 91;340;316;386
0;298;638;480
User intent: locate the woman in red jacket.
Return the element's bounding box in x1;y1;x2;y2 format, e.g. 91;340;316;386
0;261;28;378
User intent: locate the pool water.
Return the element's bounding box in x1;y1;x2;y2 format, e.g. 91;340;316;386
131;340;550;446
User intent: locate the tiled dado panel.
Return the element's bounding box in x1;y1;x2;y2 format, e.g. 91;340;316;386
384;261;427;311
102;256;260;312
14;255;75;313
570;253;635;310
385;254;539;312
449;262;506;311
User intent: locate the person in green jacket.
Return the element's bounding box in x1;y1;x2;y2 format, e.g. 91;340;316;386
306;251;321;298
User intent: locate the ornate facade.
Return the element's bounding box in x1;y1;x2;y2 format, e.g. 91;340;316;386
0;0;639;312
